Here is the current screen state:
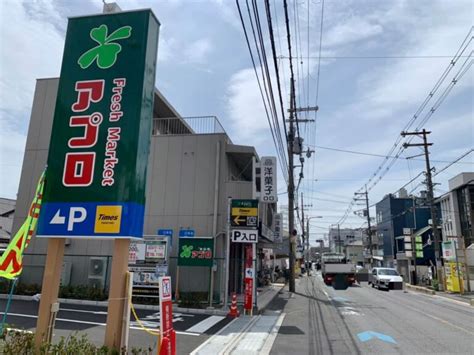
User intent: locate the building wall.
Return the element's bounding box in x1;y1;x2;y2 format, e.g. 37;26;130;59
439;192;461;239
14;78;259;298
376;194;430;266
345;244;364;265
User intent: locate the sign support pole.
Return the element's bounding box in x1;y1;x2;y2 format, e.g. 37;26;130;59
104;239;130;350
224;197;231;308
252;242;256;315
34;238;65;349
175;266;180;302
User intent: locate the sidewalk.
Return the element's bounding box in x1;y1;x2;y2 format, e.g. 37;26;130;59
233;282;286;314
404;285;474;306
436;291;474;306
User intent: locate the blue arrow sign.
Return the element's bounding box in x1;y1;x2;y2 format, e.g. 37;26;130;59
357;331;396;344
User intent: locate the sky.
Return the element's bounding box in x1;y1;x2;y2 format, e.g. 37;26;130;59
0;0;472;244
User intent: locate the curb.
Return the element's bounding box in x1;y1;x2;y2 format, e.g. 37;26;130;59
405;284;436;295
0;294;228;315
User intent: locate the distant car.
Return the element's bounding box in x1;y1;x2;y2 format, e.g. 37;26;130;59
369;267;403;291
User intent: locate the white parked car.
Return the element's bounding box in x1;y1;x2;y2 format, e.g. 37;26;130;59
369;267;403;291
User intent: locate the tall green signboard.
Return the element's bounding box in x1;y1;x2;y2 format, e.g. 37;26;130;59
37;10;160;239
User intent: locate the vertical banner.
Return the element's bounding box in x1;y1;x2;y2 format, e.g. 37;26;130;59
244;245;253;311
37;10;160;239
159;276;175;354
260;156;277;203
273;213;282;243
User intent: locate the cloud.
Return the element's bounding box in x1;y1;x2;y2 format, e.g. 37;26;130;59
0;119;26;199
0;0;66;198
324;17;383;48
183;38;213;64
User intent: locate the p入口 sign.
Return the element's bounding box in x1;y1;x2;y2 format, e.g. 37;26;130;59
37;10;160;239
231;229;258;243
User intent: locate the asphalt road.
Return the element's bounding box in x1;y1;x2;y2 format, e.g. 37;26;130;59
0;299;232;354
267;273;474;355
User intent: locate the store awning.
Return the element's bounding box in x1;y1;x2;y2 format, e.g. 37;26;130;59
414;225;431;237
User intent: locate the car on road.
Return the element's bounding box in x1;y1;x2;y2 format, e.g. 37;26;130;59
369;267;403;291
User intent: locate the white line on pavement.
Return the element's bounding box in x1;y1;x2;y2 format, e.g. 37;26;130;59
185;315;225;333
60;308;108;315
0;312;201;337
259;313;286;355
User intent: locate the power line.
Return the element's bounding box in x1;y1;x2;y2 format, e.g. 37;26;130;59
235;0;289;182
250;0;289;176
313;0;325;120
336;27;473;226
309;144;474;164
278;55;473;59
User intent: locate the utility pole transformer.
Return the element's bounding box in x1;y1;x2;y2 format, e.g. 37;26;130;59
401;129;442;276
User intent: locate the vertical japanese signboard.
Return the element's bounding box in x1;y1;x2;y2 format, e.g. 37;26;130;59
159;276;175;354
273;213;282;243
244;245;253;311
260;156;277;203
37;10;160;239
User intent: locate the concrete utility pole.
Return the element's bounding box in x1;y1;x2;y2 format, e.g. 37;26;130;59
402;129;442;276
287;80;296;293
355;186;373;267
301;192;305;261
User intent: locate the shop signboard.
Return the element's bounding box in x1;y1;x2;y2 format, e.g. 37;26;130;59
259;156;277;203
177;238;213;267
231;199;259;228
244;245;253;311
128;241;146;264
231;229;258;243
37;10;160;239
273;213;282;243
159;276;175;354
442;241;456;261
129;266;160;298
145;241;167;262
415;236;423;258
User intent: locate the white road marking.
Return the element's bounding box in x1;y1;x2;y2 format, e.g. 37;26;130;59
185;315;225;333
259;313;286;355
60;308;108;315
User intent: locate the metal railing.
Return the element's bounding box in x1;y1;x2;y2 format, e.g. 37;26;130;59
152;116;226;136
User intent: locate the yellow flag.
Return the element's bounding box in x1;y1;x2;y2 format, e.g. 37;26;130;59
0;170;45;279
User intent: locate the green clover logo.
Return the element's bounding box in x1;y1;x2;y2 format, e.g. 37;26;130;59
180;245;193;258
78;24;132;69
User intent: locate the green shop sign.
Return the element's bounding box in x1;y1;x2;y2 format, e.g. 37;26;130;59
37;10;160;239
178;238;214;267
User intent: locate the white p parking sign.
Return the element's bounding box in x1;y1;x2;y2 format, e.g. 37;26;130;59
231;229;258;243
